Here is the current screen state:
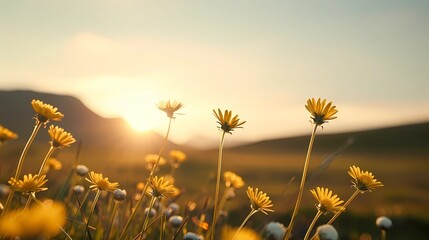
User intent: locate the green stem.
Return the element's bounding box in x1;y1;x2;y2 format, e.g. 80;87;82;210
38;145;56;175
231;209;258;240
210;131;226;240
105;201;119;240
2;122;42;216
304;211;322;240
309;190;361;240
327;189;359;224
84;190;101;240
381;229;387;240
140;196;157;239
216;186;232;220
119;117;173;240
284;124;318;240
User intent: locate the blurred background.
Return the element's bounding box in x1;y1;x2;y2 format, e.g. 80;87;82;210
1;1;428;239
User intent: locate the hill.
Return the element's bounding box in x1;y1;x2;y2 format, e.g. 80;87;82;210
0;90;185;171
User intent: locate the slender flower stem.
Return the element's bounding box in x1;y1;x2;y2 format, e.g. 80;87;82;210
119;118;173;240
2;122;42;216
327;189;359;224
216;186;232;219
284;124;318;240
84;190;101;240
304;211;323;240
231;209;258;240
38;145;56;175
105;201;119;240
210;131;226;240
140;196;157;238
310;190;361;240
381;229;387;240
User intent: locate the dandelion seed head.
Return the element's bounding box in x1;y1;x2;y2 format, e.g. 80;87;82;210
316;224;338;240
376;216;392;230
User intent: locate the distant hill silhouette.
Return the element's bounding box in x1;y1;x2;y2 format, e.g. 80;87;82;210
0;90;184;163
227;122;429;155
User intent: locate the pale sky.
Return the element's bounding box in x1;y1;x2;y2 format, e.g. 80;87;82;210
1;0;428;146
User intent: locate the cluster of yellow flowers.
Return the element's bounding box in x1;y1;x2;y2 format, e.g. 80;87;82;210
0;97;386;240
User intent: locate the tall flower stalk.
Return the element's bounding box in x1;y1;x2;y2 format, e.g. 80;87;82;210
119;100;182;240
232;187;273;240
285;98;337;240
84;171;119;240
3;99;64;216
209;109;245;240
139;176;175;239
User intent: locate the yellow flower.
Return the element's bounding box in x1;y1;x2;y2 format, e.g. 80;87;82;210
246;187;274;215
224;171;244;189
349;165;383;193
222;226;261;240
0;201;66;237
169;150;187;164
213;109;246;134
31;99;64;124
0;125;18;143
148;176;176;199
144;154;167;170
8;174;48;195
42;157;63;174
157;100;183;118
48;125;76;148
86;171;119;192
310;187;344;214
305;98;338;125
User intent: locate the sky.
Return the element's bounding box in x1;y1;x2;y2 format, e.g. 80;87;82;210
1;0;428;147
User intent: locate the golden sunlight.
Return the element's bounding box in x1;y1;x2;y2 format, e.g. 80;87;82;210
124;110;161;132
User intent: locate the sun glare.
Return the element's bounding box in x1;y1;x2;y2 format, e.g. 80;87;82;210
125;111;161;132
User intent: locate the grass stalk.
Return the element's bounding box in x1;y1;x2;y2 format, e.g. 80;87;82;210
231;209;258;240
2;122;43;216
209;131;226;240
284;124;318;240
119;118;173;240
84;189;101;240
303;211;322;240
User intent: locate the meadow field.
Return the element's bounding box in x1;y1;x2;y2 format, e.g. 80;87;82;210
0;92;428;239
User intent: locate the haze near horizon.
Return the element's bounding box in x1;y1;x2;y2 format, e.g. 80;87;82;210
1;1;428;144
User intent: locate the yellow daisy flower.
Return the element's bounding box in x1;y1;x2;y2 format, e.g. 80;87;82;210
224;171;245;189
31;99;64;124
42;157;63;174
144;154;167;170
246;187;274;215
213;109;246;134
169;150;187;164
48;125;76;148
305;98;338;125
8;174;48;195
86;171;119;192
148;176;176;199
0;125;18;143
0;201;66;237
222;226;261;240
310;187;344;214
157;100;183;119
349;165;384;192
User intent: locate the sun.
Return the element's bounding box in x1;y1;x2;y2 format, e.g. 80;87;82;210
123;108;163;132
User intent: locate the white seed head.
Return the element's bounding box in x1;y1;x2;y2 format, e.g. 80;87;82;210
316;224;338;240
76;164;89;176
376;216;392;230
168;215;183;228
73;185;85;195
263;221;286;240
0;183;10;196
113;189;127;201
144;207;157;217
183;232;203;240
